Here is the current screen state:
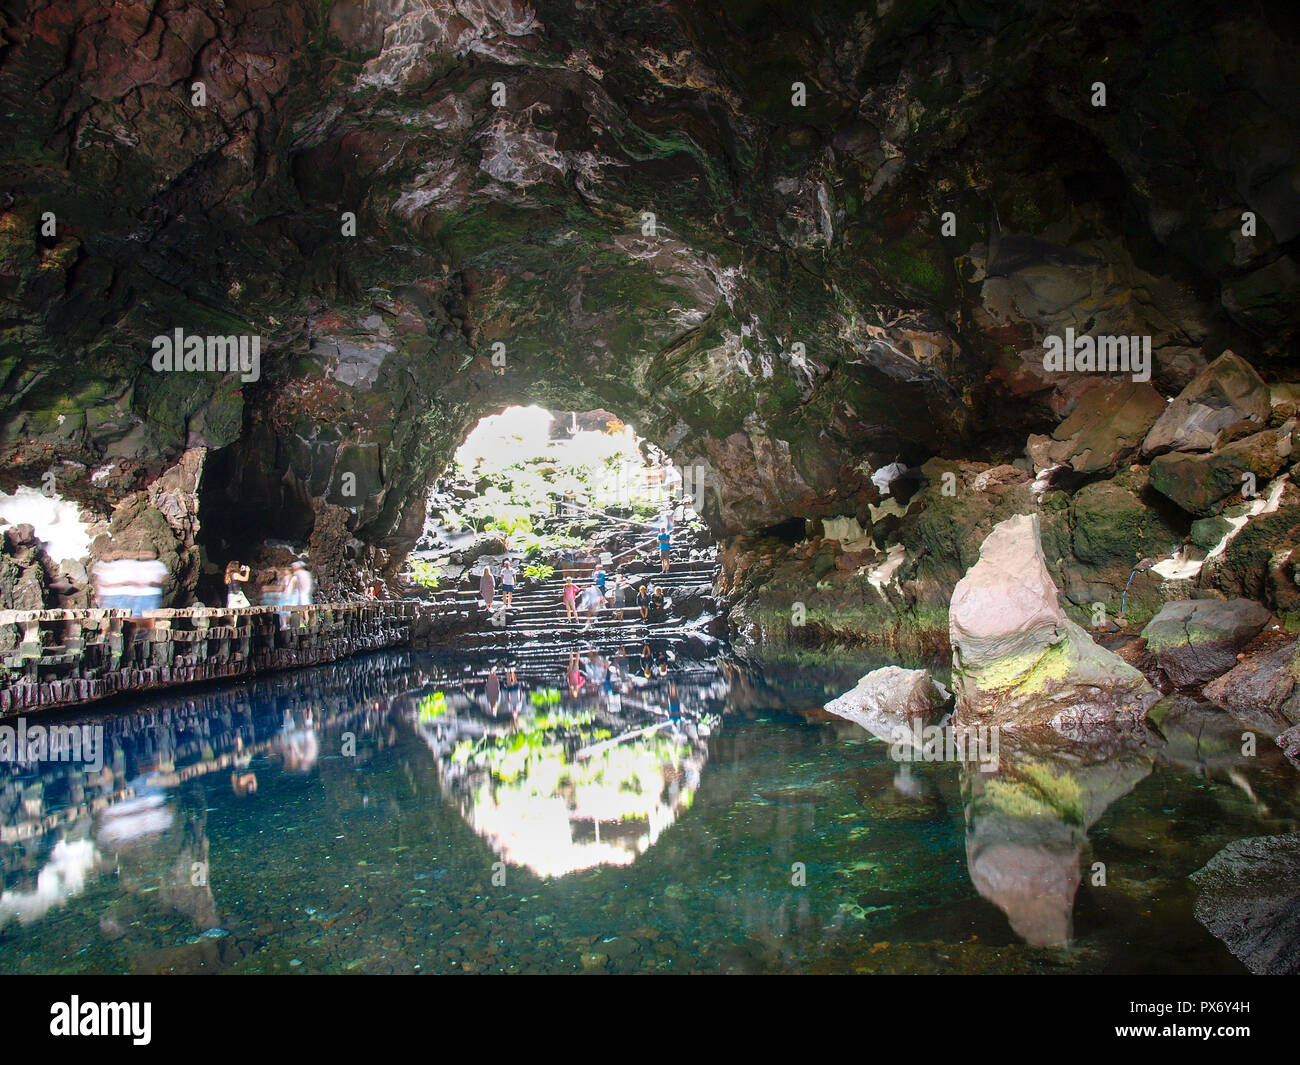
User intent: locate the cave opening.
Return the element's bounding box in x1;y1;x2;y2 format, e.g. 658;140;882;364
408;404;708;594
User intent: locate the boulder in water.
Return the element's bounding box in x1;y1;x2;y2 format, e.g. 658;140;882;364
950;513;1157;734
1202;637;1300;733
824;666;951;742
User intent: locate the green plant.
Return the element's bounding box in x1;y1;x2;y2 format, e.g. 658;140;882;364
522;562;554;580
406;558;441;590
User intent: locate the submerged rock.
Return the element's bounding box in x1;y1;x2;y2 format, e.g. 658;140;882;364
950;514;1157;734
1140;598;1271;688
1190;833;1300;975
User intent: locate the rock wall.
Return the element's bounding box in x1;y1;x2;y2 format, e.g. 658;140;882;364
0;1;1297;627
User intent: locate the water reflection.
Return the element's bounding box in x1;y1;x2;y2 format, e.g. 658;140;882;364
0;651;1293;973
824;678;1298;951
410;646;728;877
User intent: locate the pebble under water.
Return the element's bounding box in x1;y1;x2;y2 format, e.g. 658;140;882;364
0;651;1295;975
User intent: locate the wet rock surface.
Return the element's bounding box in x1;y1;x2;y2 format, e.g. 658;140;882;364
1191;833;1300;975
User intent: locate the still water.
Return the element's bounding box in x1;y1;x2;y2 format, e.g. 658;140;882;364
0;651;1294;974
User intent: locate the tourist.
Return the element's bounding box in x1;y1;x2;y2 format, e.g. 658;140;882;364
592;563;607;594
562;575;579;622
609;573;627;622
479;563;495;611
652;585;666;621
637;582;650;622
500;559;516;609
224;560;251;608
657;521;672;572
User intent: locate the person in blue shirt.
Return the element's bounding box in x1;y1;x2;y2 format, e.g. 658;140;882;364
656;525;671;572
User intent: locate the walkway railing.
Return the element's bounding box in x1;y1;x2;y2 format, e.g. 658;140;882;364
0;601;417;716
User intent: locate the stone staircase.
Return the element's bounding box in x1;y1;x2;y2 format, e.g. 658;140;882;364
415;549;723;687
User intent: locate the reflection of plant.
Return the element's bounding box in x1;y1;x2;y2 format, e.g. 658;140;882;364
529;688;561;707
418;691;448;720
407;558;441;590
983;759;1084;824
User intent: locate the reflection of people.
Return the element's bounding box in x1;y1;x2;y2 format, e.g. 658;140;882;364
231;771;258;796
567;651;585;698
224;561;251;607
485;667;501;715
504;668;524;718
279;711;319;772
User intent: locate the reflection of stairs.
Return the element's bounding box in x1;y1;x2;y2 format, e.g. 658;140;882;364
422;554;720;687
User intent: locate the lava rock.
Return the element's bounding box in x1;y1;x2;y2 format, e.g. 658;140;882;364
1202;637;1299;732
1142;351;1272;457
1140;598;1272;688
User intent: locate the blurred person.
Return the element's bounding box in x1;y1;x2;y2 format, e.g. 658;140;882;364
92;553;132;611
127;550;167;615
287;561;314;606
578;581;605;630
